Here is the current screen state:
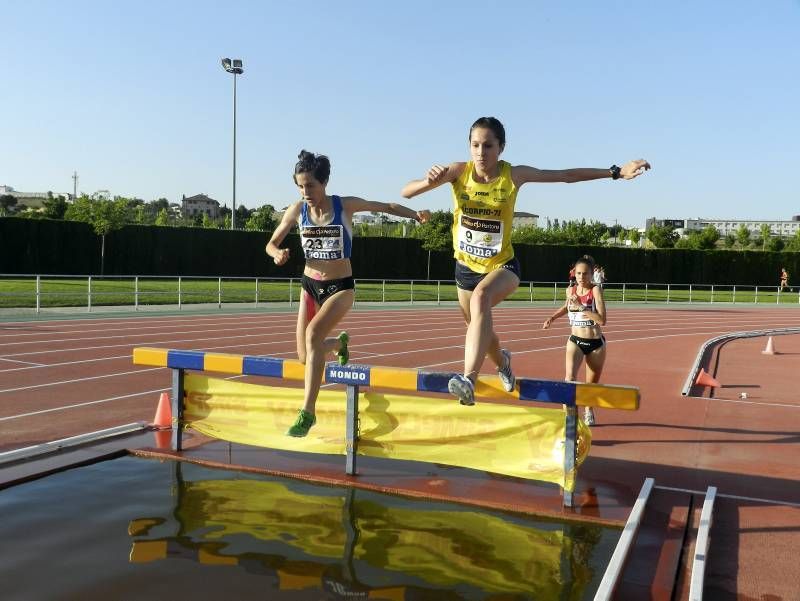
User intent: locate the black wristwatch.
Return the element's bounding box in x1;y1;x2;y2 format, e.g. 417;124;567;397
610;164;621;180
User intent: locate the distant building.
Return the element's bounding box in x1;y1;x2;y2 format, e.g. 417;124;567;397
646;216;800;238
181;193;221;219
353;213;380;225
0;185;71;211
512;211;539;228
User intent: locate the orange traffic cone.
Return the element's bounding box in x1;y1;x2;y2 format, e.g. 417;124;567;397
695;368;720;388
151;392;172;429
762;336;777;355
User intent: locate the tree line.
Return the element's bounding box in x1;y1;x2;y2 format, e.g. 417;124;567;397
4;194;797;254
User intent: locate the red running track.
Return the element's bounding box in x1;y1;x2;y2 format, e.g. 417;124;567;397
2;304;800;600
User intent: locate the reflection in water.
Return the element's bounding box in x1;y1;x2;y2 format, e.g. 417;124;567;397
128;461;611;599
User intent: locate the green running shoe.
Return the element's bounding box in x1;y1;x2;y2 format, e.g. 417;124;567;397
336;331;349;366
287;409;316;437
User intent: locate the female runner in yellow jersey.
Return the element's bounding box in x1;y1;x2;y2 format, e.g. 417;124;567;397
401;117;649;406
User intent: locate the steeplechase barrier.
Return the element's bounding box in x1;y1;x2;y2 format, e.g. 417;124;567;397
133;347;639;507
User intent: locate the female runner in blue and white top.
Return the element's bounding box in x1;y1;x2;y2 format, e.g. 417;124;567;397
542;256;607;426
267;150;430;437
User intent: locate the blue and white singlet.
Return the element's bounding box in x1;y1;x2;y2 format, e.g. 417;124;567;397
298;195;353;260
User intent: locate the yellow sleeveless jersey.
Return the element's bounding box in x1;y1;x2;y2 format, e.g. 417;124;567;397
450;160;518;273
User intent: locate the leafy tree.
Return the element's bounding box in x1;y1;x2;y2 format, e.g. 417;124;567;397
42;195;68;219
132;204;148;224
413;210;453;279
646;224;679;248
603;223;624;244
150;198;170;212
759;223;772;251
234;205;251;228
245;205;277;232
694;225;720;250
155;208;170;226
723;233;736;249
65;196;131;274
202;213;217;228
767;237;784;252
413;210;452;252
785;230;800;252
628;228;641;245
0;194;18;215
512;219;607;245
511;225;550;244
223;214;232;230
735;224;751;249
676;226;719;250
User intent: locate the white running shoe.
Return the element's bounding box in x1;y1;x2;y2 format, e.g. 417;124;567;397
498;349;515;392
583;406;596;426
448;374;475;406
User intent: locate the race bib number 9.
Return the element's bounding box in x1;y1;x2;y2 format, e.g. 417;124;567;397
457;215;503;258
301;225;344;260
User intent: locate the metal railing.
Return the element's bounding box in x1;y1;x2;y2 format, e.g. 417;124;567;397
594;477;655;600
1;274;799;314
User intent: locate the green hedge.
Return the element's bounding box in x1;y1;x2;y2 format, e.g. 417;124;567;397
1;217;797;285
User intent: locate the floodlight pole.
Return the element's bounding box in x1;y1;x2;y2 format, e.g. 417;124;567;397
232;71;237;230
221;58;243;230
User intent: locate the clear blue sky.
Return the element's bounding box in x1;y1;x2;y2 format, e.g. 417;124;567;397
3;1;798;228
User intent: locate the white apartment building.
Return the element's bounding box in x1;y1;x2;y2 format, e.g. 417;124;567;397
0;185;72;210
647;216;800;238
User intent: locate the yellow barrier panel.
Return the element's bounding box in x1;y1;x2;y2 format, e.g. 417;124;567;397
203;352;243;374
184;375;590;489
575;383;639;410
281;360;306;381
369;366;417;390
132;347;168;367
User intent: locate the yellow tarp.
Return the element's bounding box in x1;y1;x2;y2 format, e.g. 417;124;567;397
184;375;590;489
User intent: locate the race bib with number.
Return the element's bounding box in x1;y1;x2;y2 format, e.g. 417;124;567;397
300;225;344;260
457;215;503;259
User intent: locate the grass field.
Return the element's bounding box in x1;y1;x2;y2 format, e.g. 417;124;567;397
1;276;798;309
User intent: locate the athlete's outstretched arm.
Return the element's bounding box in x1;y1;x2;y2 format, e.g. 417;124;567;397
512;159;651;186
543;286;574;329
266;202;302;265
343;197;430;223
401;162;465;198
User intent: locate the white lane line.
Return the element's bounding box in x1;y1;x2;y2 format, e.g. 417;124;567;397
0;354;133;373
0;367;163;394
701;397;799;409
0;357;46;367
366;329;744;367
0;317;786;378
1;313;794;361
4;308;797;346
0;303;793;331
0;388;169;422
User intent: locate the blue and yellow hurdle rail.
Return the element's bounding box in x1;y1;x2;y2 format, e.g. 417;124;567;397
132;347;639;410
133;347;639;507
